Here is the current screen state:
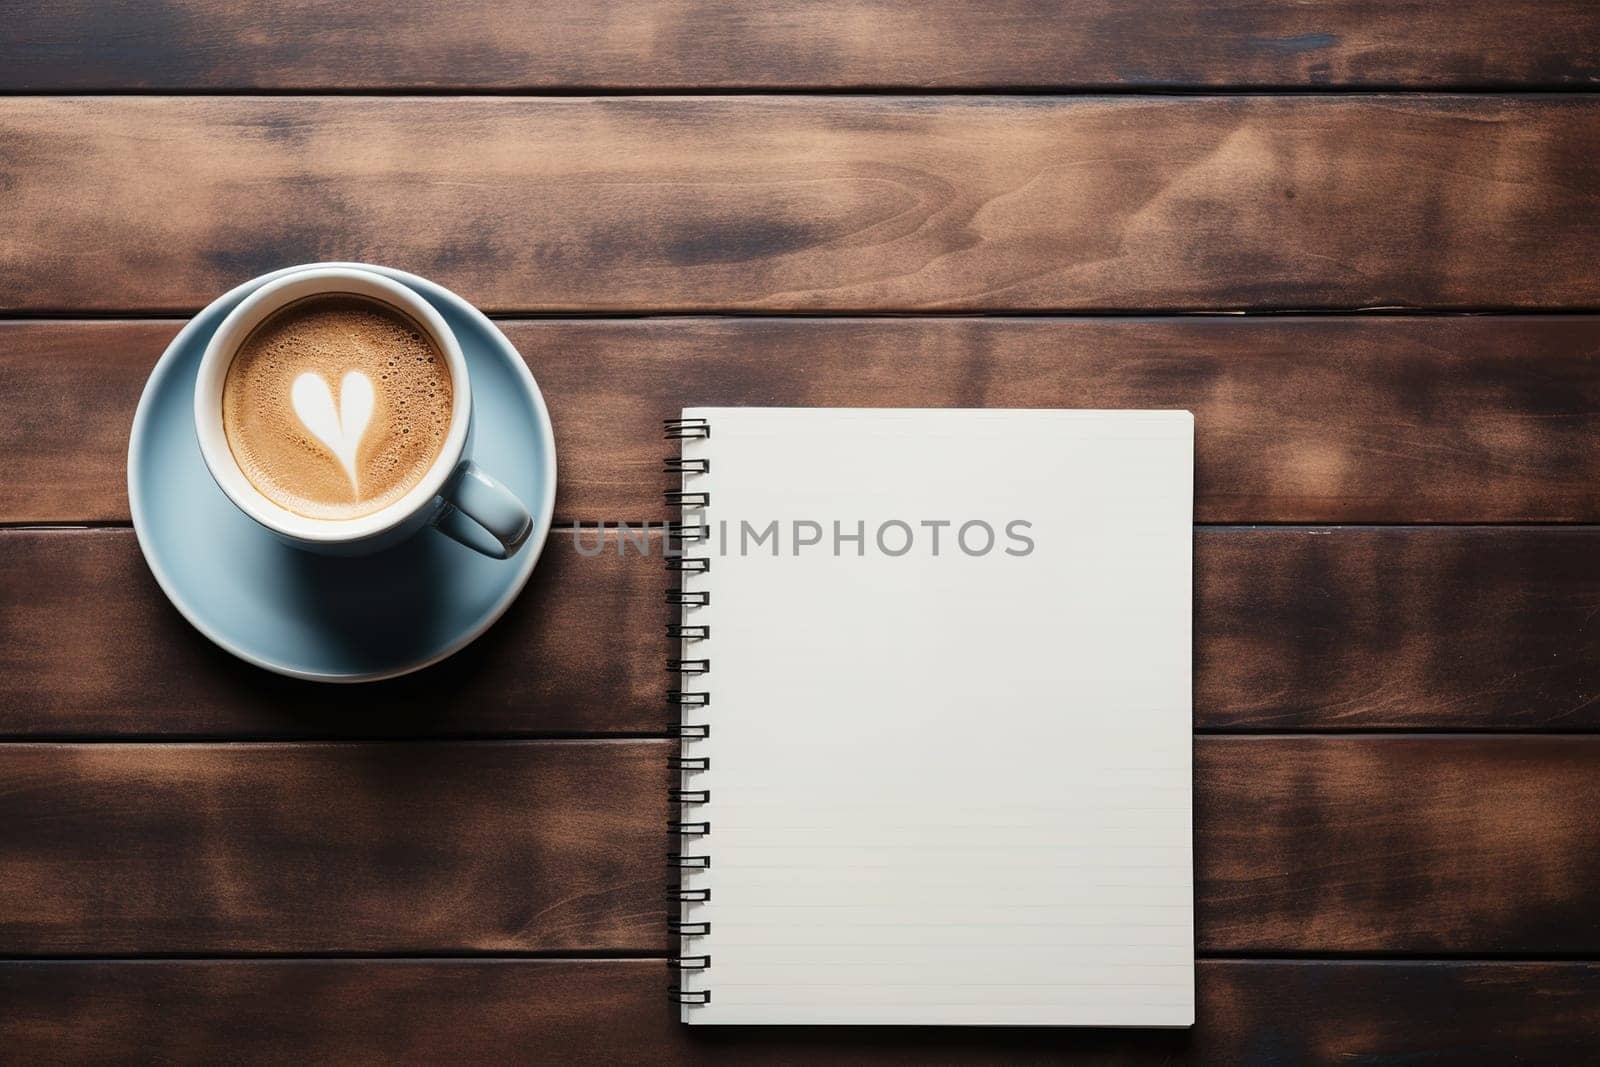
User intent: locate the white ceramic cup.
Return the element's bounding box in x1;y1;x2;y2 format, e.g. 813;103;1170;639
194;266;532;558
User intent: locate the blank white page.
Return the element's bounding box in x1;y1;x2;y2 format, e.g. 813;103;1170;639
674;408;1193;1026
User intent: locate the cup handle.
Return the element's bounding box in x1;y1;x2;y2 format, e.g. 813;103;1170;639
432;461;534;559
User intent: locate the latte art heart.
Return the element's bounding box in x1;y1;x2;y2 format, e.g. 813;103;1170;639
221;294;454;520
291;370;375;490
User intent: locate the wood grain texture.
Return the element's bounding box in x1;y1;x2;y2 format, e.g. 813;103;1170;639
0;529;666;737
0;742;666;954
5;97;1600;313
5;960;1599;1065
10;316;1600;525
0;322;155;523
3;738;1598;954
7;1;1600;90
527;316;1600;523
1196;527;1600;730
1197;737;1600;953
5;527;1599;737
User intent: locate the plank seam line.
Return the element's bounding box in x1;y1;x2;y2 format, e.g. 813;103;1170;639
4;87;1600;98
0;734;678;743
14;308;1600;321
11;522;1600;532
1;732;1598;744
2;952;1598;963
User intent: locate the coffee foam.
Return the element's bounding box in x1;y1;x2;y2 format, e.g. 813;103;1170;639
221;295;454;520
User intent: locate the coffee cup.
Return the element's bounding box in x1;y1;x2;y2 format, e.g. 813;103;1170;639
194;266;533;558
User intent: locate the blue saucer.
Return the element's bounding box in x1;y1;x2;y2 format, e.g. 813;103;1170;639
128;264;557;682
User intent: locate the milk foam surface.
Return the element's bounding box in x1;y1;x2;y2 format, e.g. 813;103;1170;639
221;295;454;520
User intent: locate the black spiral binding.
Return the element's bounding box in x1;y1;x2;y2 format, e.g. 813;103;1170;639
665;417;712;1008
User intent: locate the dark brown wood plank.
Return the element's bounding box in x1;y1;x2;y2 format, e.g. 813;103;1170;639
1196;528;1600;730
2;321;169;523
3;738;1598;954
0;528;665;737
5;97;1600;313
0;742;666;954
5;526;1599;737
11;316;1600;525
5;961;1599;1065
1197;737;1600;953
8;1;1600;90
529;316;1600;523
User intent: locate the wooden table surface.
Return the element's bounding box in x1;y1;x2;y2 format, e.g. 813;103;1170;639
5;3;1600;1063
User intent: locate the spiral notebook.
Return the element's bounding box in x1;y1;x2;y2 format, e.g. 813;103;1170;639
667;408;1194;1026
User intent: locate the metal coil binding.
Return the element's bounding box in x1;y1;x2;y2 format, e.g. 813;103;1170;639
664;418;711;440
668;623;711;641
671;955;711;970
666;523;709;544
666;416;712;1010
